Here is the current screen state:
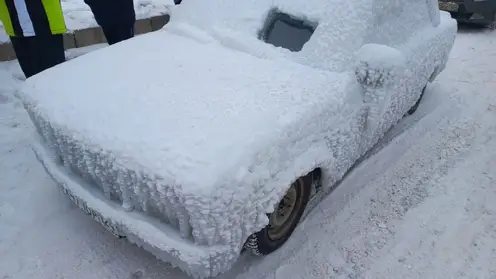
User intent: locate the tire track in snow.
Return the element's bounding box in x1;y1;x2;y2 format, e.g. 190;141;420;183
362;108;496;279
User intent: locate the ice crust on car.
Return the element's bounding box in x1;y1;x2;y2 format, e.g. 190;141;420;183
17;0;457;277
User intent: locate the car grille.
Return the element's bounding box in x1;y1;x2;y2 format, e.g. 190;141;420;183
29;110;194;241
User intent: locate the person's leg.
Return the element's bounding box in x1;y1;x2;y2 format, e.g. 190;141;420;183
10;36;38;78
101;24;135;45
33;34;66;76
84;0;135;45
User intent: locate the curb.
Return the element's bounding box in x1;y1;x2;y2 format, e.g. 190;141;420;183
0;14;170;62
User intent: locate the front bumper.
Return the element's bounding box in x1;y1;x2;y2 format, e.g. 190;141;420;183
32;140;234;278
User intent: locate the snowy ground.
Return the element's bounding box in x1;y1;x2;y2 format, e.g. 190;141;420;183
0;0;173;43
1;25;496;279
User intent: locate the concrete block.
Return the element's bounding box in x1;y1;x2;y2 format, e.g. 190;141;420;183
150;14;170;31
0;15;172;61
135;18;153;35
74;26;107;48
0;42;16;61
63;33;77;50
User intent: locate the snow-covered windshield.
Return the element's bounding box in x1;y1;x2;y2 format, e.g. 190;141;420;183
171;0;434;72
171;0;375;71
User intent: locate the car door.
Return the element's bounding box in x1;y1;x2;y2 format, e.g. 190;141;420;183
354;0;437;141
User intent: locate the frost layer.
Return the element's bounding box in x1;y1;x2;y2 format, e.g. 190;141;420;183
18;0;457;277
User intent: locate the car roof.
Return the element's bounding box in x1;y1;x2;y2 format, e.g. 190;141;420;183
171;0;435;72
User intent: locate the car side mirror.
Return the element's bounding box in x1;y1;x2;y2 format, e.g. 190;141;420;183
354;43;405;89
354;43;406;134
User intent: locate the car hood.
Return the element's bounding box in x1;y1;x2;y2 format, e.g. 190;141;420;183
19;30;349;192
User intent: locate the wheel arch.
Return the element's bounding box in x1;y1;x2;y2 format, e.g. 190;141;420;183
264;167;322;219
428;64;442;83
242;166;322;256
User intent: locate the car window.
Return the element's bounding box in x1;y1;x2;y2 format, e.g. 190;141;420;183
259;10;317;52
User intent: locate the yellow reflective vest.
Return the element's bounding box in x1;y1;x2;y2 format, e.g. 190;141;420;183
0;0;66;38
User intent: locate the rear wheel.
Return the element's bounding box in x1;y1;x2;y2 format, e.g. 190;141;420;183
244;169;320;256
407;85;427;115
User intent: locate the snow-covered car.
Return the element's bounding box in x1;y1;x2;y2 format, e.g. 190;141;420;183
18;0;456;277
439;0;496;27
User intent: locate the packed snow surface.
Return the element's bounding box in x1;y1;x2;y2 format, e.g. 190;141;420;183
0;0;172;43
1;20;496;279
15;0;456;277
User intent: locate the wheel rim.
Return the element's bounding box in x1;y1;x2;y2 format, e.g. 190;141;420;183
267;181;301;241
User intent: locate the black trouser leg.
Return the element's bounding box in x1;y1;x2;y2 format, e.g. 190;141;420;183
10;34;65;79
35;34;66;74
10;36;37;78
102;24;135;45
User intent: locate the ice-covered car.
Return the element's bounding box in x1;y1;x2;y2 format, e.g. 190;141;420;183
439;0;496;27
18;0;456;277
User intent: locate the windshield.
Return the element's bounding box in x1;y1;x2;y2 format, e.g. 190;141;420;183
259;11;317;52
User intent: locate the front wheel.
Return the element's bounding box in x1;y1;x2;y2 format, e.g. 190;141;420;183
244;169;320;256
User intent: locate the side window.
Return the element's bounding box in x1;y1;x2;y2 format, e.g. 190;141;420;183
258;9;317;52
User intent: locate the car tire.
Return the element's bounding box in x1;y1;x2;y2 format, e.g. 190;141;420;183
244;169;320;256
407;85;427;115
